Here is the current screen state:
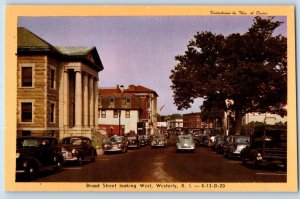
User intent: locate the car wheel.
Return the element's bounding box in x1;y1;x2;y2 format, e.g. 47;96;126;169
78;156;83;166
252;158;257;170
54;157;63;171
241;156;247;165
27;164;38;181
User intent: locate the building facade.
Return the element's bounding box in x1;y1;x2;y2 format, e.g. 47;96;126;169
17;27;103;139
242;112;287;125
183;112;216;132
98;85;158;136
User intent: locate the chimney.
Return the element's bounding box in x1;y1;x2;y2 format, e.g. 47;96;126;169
120;85;124;93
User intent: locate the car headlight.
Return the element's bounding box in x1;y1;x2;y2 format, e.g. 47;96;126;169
16;153;20;159
72;149;76;154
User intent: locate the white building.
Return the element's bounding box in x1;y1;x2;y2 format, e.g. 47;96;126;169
242;112;287;125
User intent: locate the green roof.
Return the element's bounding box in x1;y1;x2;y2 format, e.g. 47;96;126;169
18;27;58;52
56;46;94;56
17;27;104;72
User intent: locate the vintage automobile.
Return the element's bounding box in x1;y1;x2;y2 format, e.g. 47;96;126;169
127;136;140;148
176;134;195;152
143;135;151;145
198;135;209;147
102;135;128;153
138;135;148;146
223;135;250;159
16;136;64;180
151;134;167;147
60;136;97;165
240;125;287;169
211;135;224;153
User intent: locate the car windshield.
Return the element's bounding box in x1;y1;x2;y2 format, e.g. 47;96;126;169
234;137;249;144
18;138;39;148
61;138;83;145
109;136;123;142
128;136;137;140
154;135;164;140
179;136;193;144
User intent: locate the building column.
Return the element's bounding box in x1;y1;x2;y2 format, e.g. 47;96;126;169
83;73;89;127
94;78;98;126
75;70;82;127
89;76;94;127
63;69;69;127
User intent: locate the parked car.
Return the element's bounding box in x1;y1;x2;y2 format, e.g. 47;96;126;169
198;135;209;147
212;135;224;153
138;135;147;146
143;135;151;145
102;135;128;153
127;136;140;148
176;134;195;152
240;125;287;169
223;135;250;159
16;136;64;180
60;136;97;165
151;134;167;147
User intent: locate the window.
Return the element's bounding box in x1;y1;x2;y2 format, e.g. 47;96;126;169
21;67;33;87
113;110;118;118
126;110;130;118
109;97;115;107
98;97;102;108
50;102;55;123
101;110;106;118
50;68;55;89
21;102;32;122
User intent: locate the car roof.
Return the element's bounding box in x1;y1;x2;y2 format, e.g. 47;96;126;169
17;136;56;139
61;136;90;139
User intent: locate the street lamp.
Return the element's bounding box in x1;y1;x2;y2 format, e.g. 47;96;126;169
118;110;121;135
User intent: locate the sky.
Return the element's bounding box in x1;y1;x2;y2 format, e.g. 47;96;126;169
18;16;287;115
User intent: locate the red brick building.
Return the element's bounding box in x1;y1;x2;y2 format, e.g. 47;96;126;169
183;112;216;131
98;85;158;136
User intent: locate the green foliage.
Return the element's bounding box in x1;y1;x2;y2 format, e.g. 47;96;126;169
170;17;287;135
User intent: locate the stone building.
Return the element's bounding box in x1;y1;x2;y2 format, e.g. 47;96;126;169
98;85;158;136
17;27;103;139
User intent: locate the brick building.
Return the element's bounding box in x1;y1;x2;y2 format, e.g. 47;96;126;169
183;112;216;132
98;85;158;136
17;27;103;139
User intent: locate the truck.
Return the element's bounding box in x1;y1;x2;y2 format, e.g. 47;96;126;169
240;125;287;169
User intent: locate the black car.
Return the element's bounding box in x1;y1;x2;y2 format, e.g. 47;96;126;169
212;135;224;153
223;135;250;159
127;136;140;148
240;125;287;169
16;136;64;180
138;135;147;146
60;136;97;165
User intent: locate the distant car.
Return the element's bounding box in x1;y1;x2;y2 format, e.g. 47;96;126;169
143;135;151;145
138;135;147;146
60;136;97;165
212;135;224;153
127;136;140;148
240;125;287;169
176;134;195;152
198;135;209;146
151;134;167;147
223;135;250;159
102;135;128;153
16;136;64;180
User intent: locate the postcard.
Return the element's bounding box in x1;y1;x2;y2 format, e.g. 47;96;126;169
5;5;297;192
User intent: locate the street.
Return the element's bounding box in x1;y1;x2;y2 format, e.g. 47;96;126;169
28;135;286;183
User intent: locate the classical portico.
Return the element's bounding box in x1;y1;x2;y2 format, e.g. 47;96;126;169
60;63;99;138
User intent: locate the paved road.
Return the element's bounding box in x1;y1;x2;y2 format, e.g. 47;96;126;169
30;135;286;183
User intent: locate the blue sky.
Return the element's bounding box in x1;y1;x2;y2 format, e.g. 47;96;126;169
18;16;287;115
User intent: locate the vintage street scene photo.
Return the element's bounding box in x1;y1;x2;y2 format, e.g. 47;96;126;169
10;7;296;191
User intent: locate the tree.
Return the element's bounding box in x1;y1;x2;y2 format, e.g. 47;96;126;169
170;17;287;135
